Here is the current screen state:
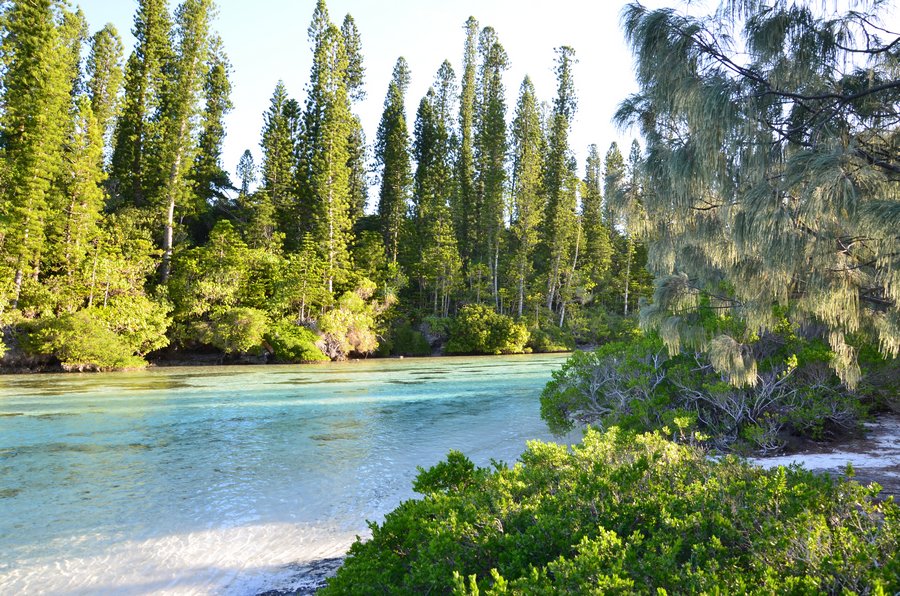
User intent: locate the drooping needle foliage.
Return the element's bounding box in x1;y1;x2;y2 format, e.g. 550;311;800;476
615;0;900;388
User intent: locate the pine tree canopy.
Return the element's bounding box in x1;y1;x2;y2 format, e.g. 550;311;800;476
616;0;900;387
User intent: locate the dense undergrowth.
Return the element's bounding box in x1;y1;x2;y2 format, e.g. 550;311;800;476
323;428;900;594
539;330;897;453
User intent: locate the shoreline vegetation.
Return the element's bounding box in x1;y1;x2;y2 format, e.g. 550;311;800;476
0;0;897;592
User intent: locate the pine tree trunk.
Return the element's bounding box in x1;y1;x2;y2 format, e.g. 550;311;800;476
559;225;581;327
64;198;76;277
160;119;189;284
493;240;500;310
12;268;23;310
87;242;99;309
623;237;633;316
547;253;561;312
517;261;525;318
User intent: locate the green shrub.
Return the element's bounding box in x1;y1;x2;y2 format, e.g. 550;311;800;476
266;320;329;363
318;280;384;360
24;311;146;371
446;304;530;355
540;337;669;435
527;326;575;353
391;323;431;356
323;428;899;595
20;297;170;371
541;335;867;452
93;294;171;355
201;307;269;354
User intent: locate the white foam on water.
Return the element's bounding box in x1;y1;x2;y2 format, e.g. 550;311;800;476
0;522;362;596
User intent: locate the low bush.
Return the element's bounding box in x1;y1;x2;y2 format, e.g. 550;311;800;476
266;320;329;363
527;326;575;353
446;304;530;355
323;428;899;594
318;280;384;360
199;307;269;355
390;323;432;357
540;335;869;453
24;310;146;371
21;296;170;371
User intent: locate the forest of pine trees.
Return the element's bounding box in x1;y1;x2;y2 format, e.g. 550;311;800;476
0;0;651;370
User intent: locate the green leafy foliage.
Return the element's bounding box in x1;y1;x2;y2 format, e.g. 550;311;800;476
527;326;575;353
541;333;871;452
446;304;529;355
23;306;165;371
92;295;171;356
266;320;329;363
197;307;269;355
318;279;386;360
385;323;432;357
324;428;900;594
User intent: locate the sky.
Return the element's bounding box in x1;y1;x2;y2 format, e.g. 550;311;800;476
72;0;900;199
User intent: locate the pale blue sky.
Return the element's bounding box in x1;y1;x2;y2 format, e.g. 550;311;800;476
72;0;900;199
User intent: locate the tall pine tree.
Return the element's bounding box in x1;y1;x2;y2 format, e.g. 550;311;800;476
581;144;613;291
86;24;124;150
473;27;509;308
189;35;233;215
542;46;578;319
375;57;412;265
413;61;462;316
302;3;354;294
109;0;172;208
260;81;297;243
0;0;75;308
453;16;479;270
509;76;545;318
157;0;214;282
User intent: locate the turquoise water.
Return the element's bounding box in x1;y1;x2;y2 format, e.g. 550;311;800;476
0;354;571;594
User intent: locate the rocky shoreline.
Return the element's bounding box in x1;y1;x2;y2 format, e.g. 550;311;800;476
256;557;345;596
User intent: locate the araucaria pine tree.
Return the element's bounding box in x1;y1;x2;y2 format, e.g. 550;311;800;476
413;62;462;316
0;0;77;308
581;144;613;294
509;77;545;318
109;0;172;208
189;36;233;214
473;27;509;308
341;14;369;221
302;0;355;294
157;0;214;283
260;81;297;243
376;57;413;265
542;46;579;321
86;24;125;148
453;16;479;271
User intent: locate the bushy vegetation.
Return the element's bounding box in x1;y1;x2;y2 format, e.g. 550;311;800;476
21;295;170;371
196;307;269;355
539;328;887;453
445;304;530;355
379;322;432;357
324;428;900;594
266;321;329;363
527;326;575;353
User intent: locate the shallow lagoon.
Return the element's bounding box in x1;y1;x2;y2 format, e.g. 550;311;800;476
0;354;571;594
